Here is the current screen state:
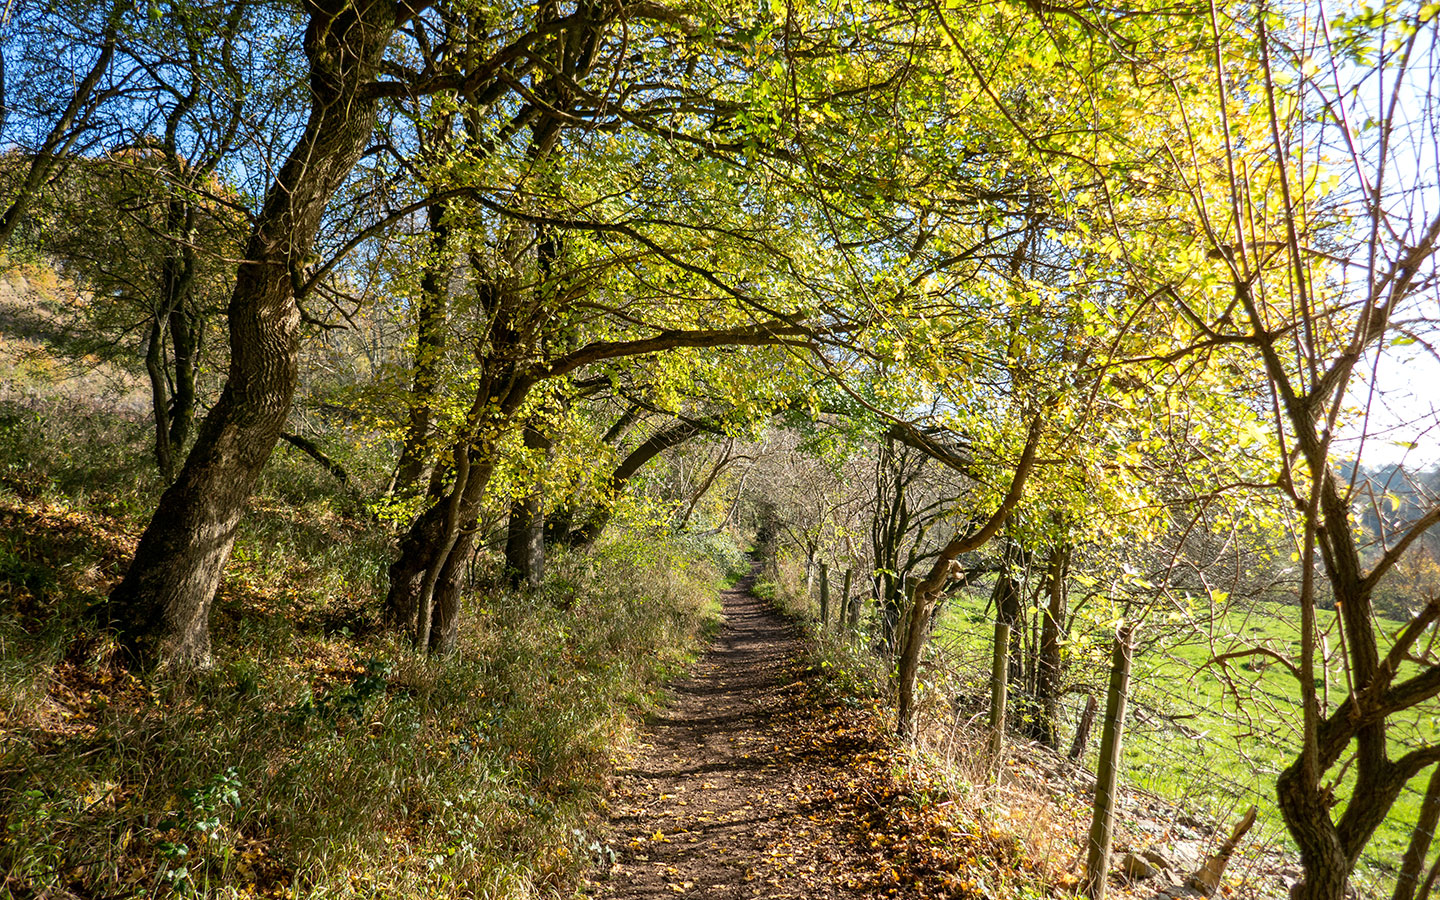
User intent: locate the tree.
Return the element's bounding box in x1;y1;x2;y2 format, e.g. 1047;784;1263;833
372;0;869;649
108;0;410;669
109;0;786;666
1122;5;1440;897
867;424;975;652
894;416;1044;737
0;0;131;250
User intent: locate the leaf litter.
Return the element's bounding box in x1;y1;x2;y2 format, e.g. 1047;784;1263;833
586;573;1048;900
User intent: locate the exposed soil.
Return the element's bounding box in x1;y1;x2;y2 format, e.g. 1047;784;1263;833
581;570;1295;900
587;570;869;898
585;571;1021;900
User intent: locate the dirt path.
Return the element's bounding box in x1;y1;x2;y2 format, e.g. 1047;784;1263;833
587;571;880;899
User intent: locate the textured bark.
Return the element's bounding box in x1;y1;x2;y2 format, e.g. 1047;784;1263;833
1395;767;1440;900
146;195;201;478
1278;536;1440;896
384;500;446;632
987;621;1011;770
393;196;451;493
1082;625;1135;900
108;0;400;670
993;562;1023;686
1035;543;1070;749
504;424;550;587
416;445;470;648
384;364;531;635
428;517;477;655
1068;692;1098;761
167;300;201;453
871;443;911;655
1274;590;1440;899
144;315;174;480
505;494;545;588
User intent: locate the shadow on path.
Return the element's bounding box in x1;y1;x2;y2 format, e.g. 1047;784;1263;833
586;570;879;899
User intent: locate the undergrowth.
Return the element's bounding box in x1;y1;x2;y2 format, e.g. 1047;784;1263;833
759;550;889;703
0;392;725;899
755;548;1063;899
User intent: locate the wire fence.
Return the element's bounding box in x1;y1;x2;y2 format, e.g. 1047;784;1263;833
870;595;1438;900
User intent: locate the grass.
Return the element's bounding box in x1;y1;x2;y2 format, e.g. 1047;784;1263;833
758;550;892;703
0;347;732;899
926;587;1437;896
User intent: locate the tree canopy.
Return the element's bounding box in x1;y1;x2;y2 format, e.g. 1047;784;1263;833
3;0;1439;898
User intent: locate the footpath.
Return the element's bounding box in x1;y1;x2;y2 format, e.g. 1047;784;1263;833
585;572;1023;900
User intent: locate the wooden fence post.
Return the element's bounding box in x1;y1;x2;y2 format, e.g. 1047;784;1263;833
988;621;1012;776
1069;692;1099;761
1082;623;1135;900
841;567;853;629
819;562;830;629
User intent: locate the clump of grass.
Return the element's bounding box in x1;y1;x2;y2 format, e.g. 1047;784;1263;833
0;394;723;899
754;549;810;618
1;525;721;900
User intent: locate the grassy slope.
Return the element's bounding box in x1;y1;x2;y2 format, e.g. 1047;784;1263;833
0;264;731;899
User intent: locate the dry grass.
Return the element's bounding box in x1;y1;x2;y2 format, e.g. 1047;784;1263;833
0;471;726;899
0;260;734;899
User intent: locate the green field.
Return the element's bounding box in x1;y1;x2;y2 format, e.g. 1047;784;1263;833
929;592;1436;896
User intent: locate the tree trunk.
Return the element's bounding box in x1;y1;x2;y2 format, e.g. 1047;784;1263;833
167;299;200;453
428;517;477;655
505;493;544;588
386;445;501;636
988;621;1011;772
393;196;450;493
415;444;470;649
1036;544;1070;749
1083;624;1135;900
1276;758;1358;900
107;0;398;670
1069;692;1098;761
994;563;1023;687
895;579;923;728
1395;766;1440;900
384;363;535;635
149;194;200;476
819;562;830;628
144;315;174;481
878;575;904;654
1418;852;1440;900
385;499;446;632
504;423;549;588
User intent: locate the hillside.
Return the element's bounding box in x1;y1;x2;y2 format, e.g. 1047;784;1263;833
4;5;1440;900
